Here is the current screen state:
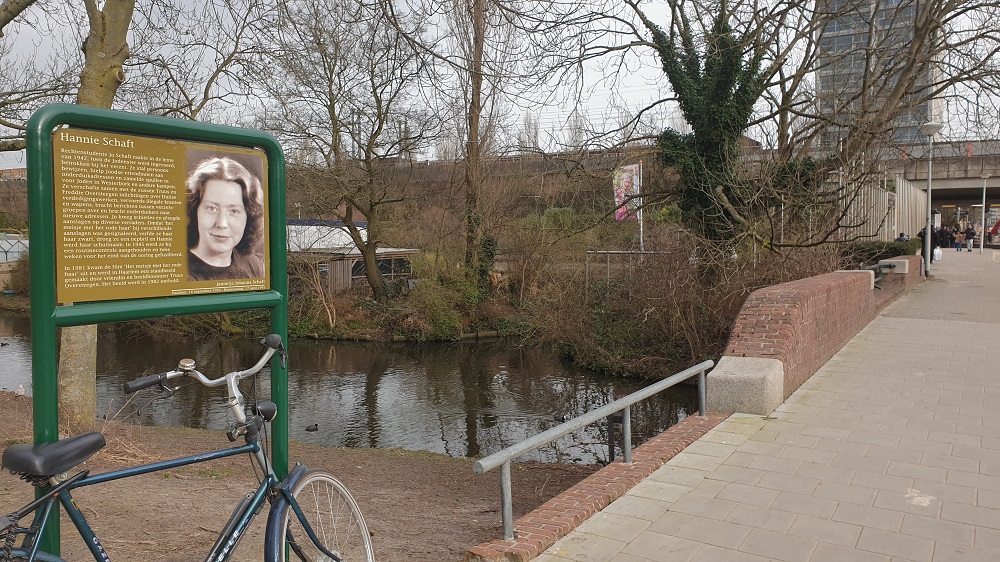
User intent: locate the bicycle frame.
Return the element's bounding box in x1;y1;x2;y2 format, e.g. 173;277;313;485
9;441;330;562
5;337;345;562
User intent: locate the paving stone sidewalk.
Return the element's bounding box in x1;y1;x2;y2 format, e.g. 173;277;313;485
537;250;1000;562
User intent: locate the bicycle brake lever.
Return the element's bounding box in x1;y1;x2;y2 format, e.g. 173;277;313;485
136;383;177;416
279;347;287;370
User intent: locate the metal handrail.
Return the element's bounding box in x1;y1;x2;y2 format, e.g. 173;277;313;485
473;359;714;541
861;262;896;289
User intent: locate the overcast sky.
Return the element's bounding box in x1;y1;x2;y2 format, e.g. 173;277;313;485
0;150;27;170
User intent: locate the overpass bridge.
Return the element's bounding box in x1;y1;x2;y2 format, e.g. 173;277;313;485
886;140;1000;201
889;139;1000;229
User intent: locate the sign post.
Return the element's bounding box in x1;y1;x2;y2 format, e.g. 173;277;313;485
27;104;288;553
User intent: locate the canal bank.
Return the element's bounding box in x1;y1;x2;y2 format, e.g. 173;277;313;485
0;308;698;463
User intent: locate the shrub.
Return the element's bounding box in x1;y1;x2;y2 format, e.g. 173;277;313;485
398;281;464;341
842;240;920;266
4;253;30;294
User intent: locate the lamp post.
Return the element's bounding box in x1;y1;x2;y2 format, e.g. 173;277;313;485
919;121;943;273
983;172;991;254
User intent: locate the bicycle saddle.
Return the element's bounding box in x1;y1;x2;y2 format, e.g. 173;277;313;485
2;432;106;477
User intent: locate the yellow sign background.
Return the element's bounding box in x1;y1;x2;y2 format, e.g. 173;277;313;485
53;128;270;303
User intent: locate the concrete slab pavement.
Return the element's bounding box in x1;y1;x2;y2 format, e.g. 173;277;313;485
537;249;1000;561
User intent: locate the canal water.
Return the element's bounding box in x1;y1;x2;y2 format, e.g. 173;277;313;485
0;310;698;464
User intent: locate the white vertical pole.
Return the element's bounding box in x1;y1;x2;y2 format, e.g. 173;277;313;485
500;461;513;540
983;175;989;254
924;139;933;272
919;121;941;272
638;160;645;252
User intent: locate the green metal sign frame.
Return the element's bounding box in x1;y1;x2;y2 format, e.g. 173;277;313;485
26;104;288;553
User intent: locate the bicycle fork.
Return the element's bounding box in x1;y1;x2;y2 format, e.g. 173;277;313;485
204;479;273;562
262;465;342;562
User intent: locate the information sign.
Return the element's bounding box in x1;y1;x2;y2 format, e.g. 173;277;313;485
52;127;270;303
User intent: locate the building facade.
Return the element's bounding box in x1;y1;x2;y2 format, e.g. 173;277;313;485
815;0;939;146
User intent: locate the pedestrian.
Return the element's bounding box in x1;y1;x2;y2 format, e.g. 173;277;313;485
953;228;965;252
964;225;977;252
937;227;951;250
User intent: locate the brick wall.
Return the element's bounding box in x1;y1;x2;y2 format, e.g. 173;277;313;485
724;255;922;398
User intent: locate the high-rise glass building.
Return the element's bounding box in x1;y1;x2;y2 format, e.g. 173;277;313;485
815;0;939;147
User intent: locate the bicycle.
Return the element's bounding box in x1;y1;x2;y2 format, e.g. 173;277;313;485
1;334;375;562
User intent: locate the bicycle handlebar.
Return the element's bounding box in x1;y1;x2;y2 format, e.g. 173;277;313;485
122;372;171;394
122;334;285;424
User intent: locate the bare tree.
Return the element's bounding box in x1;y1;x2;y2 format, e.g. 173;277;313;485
0;45;76;151
261;0;432;303
0;1;79;151
506;0;1000;248
1;0;272;150
517;112;540;154
384;0;546;290
1;0;138;431
1;0;279;429
117;0;273;123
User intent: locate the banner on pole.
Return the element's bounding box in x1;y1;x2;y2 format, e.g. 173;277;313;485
613;164;641;221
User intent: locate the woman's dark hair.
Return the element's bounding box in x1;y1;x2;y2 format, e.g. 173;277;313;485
186;156;265;255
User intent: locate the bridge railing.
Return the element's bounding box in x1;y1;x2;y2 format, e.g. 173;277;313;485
473;359;714;541
862;262;896;289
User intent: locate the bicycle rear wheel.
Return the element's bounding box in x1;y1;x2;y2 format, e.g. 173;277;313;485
280;468;374;562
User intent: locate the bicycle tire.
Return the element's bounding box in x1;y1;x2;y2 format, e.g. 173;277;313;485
279;468;374;562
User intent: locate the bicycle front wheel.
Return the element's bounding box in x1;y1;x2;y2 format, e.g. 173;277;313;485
280;468;374;562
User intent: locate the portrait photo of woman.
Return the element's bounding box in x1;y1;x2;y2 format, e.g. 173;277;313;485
613;166;640;221
185;155;266;281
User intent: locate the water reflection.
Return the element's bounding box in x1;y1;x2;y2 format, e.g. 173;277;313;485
0;310;698;463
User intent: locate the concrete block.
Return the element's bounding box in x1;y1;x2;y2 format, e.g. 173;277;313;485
706;356;784;416
879;259;908;274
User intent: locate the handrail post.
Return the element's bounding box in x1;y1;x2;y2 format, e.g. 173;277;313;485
698;369;707;416
607;414;615;462
622;406;632;464
501;461;514;540
472;359;715;543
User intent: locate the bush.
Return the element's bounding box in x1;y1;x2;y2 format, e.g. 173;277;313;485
513;237;841;377
842;240;920;266
4;253;30;294
398;281;465;341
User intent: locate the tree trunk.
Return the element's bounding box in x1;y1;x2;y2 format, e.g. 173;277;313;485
360;243;387;303
58;0;135;433
463;0;485;276
57;325;99;432
78;0;134;108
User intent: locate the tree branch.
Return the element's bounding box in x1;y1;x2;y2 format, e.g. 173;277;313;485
0;138;26;151
0;0;35;37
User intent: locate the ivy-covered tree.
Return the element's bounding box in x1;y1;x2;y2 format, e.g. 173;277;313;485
523;0;1000;249
638;3;766;240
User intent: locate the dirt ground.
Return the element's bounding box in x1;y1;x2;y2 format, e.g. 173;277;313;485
0;392;598;561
